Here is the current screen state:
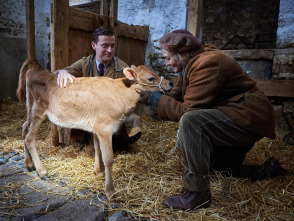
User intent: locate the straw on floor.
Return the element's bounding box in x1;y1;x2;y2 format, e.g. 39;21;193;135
0;98;293;220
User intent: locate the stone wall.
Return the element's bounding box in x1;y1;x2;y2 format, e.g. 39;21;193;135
273;0;294;80
202;0;280;50
276;0;294;49
271;0;294;144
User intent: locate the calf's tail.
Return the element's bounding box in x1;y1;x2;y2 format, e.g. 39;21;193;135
16;59;43;102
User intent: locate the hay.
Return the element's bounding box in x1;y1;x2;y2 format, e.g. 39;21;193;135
0;98;293;220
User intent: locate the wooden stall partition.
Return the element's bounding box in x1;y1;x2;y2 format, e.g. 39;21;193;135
50;0;149;72
67;7;109;65
116;22;149;66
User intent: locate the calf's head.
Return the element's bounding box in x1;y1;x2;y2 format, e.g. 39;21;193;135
123;65;173;92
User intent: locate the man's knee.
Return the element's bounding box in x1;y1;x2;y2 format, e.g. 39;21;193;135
179;111;193;128
179;111;202;131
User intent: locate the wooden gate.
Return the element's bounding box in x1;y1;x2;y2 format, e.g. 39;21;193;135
49;0;149;71
26;0;148;72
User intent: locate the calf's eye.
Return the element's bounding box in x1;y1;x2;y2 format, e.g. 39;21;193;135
148;77;155;82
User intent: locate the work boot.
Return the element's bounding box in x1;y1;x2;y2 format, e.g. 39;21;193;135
253;157;290;181
163;189;212;210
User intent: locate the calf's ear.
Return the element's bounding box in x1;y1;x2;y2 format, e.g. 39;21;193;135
123;67;137;80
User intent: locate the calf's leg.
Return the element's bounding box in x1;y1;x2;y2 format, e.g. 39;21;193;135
22;92;34;168
24;105;47;178
93;133;103;174
94;128;114;198
22;121;34;169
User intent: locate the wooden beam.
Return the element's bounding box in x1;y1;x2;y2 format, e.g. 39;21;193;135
69;7;109;32
50;0;69;71
116;21;149;41
109;0;118;52
255;79;294;98
109;0;118;32
100;0;108;16
187;0;203;38
25;0;35;60
109;0;118;22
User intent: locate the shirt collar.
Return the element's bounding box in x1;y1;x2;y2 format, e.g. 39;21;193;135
95;58;110;71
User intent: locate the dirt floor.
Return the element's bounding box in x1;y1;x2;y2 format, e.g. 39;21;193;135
0;98;293;220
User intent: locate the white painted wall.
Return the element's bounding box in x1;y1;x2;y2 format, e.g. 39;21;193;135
276;0;294;48
118;0;188;70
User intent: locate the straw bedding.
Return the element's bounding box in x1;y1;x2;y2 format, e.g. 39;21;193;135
0;98;293;220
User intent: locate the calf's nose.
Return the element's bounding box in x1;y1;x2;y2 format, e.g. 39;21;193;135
169;81;173;87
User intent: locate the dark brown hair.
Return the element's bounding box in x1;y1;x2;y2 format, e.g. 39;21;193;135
92;27;114;43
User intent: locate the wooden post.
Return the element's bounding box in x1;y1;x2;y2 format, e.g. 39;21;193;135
50;0;69;71
109;0;118;23
100;0;108;16
187;0;203;39
109;0;118;52
26;0;35;60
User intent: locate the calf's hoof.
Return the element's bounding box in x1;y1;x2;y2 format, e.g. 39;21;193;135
41;175;49;181
105;188;115;199
26;165;36;172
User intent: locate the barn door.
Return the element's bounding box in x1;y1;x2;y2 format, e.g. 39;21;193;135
50;0;149;72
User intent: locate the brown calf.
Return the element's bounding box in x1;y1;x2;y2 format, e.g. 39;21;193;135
17;59;173;198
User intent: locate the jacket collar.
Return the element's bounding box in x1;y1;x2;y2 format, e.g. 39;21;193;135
181;46;205;76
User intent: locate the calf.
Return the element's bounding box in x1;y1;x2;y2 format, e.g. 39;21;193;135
17;59;173;198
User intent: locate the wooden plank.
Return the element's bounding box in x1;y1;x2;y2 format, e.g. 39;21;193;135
117;37;146;66
69;7;109;32
117;21;149;41
25;0;35;60
100;0;108;16
187;0;202;38
69;29;93;65
50;0;69;71
255;79;294;98
50;0;148;73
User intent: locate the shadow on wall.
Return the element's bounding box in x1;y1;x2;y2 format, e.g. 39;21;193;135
0;37;27;100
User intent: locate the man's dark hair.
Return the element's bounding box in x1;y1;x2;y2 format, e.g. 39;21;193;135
92;27;114;43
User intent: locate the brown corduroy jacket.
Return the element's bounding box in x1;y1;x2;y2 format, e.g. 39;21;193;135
158;45;276;139
62;54;128;79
